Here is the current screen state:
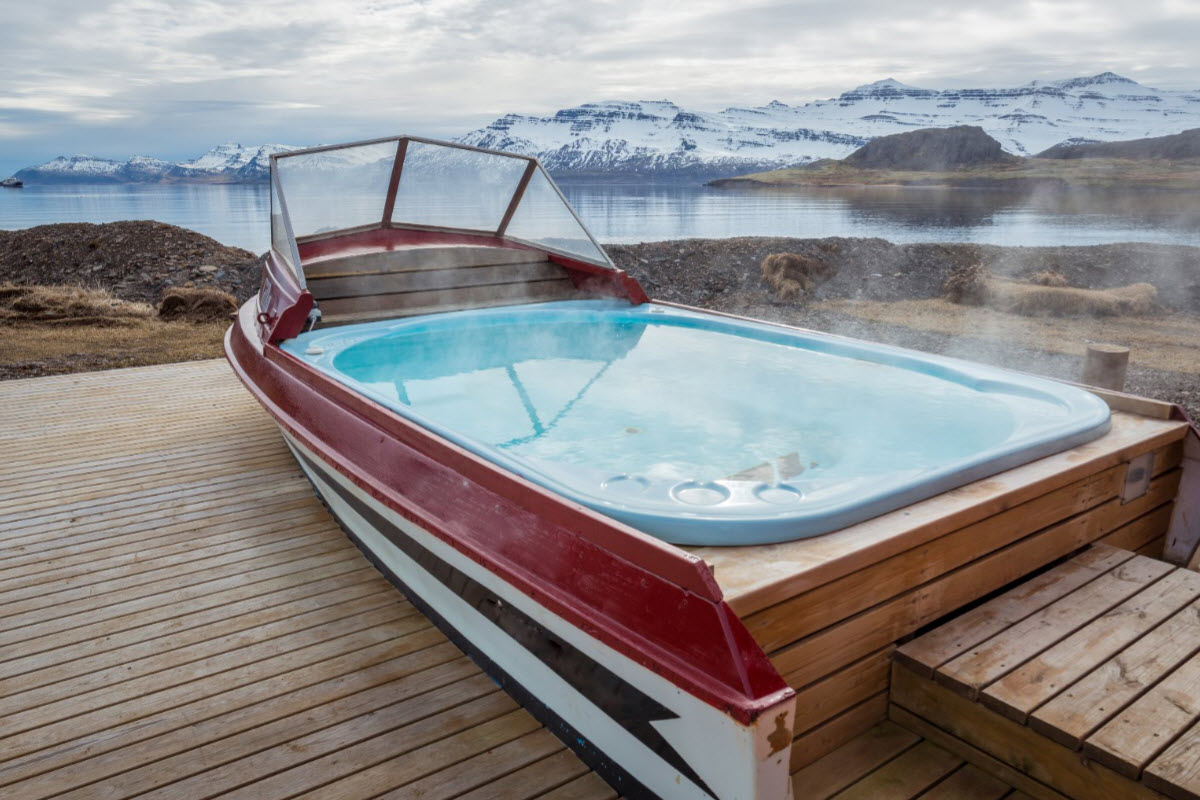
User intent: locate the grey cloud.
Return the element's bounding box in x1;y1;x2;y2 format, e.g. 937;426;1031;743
1;0;1198;167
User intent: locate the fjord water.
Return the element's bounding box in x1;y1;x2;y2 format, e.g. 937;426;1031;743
4;182;1200;252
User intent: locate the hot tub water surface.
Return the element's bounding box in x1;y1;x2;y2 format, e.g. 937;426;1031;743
284;300;1111;545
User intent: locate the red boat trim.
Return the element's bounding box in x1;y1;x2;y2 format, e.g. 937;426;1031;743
226;309;793;724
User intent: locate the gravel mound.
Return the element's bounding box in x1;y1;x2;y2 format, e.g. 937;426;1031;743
606;237;1200;315
0;221;261;304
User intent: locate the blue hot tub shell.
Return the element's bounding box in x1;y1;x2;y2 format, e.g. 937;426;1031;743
282;300;1112;546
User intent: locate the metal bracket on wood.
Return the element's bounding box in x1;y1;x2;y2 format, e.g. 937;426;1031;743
1121;451;1155;504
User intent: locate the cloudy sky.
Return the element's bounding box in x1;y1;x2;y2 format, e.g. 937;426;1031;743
2;0;1199;175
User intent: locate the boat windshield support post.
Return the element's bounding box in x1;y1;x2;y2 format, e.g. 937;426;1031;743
381;138;408;226
496;159;538;237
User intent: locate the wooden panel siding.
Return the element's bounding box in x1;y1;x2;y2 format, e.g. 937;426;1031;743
687;406;1188;770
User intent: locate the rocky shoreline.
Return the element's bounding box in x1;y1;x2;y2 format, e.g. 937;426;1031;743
1;222;1196;417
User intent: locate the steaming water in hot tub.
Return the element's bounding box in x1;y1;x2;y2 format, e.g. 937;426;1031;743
284;300;1111;545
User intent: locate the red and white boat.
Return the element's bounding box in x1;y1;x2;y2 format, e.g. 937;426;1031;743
226;136;1119;798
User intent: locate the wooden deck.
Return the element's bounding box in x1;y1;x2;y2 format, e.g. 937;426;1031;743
894;543;1200;800
793;720;1028;800
0;360;614;800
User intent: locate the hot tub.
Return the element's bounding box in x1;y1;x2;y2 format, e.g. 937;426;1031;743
283;300;1111;546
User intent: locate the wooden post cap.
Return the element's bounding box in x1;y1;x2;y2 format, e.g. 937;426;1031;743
1081;343;1130;391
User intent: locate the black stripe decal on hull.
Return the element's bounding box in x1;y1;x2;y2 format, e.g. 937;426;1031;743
291;445;716;800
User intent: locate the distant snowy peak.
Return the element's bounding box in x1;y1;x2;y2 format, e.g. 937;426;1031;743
457;72;1200;177
1048;71;1143;91
16;73;1200;184
16;143;300;184
459;98;868;178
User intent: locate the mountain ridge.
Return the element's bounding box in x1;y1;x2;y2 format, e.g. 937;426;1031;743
13;72;1200;184
14;143;300;184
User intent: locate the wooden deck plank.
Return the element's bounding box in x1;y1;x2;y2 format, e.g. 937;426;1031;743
982;567;1200;722
0;613;431;762
917;763;1013;800
791;692;889;771
790;721;920;800
0;360;620;800
12;644;466;799
0;569;383;691
1030;598;1200;749
827;739;963;800
130;677;508;800
1144;718;1200;800
269;706;539;800
891;662;1165;800
935;555;1175;699
0;589;403;718
377;728;567;799
450;747;594;800
888;705;1070;800
895;545;1135;677
535;772;619;800
1084;649;1200;778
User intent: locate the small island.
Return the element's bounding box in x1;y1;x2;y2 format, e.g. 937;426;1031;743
711;125;1200;192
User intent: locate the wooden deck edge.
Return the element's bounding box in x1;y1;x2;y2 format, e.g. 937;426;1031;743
890;661;1169;800
888;705;1070;800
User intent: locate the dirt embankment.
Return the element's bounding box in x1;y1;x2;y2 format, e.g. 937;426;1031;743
608;237;1200;418
0;221;262;304
607;237;1200;314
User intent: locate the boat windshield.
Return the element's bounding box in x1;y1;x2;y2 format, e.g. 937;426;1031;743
269;137;611;284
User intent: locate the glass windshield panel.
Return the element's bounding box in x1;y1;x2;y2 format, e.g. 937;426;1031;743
275;141;397;238
269;173;296;271
391;141;528;231
503;167;608;264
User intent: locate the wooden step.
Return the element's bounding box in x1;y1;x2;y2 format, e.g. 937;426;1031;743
891;544;1200;800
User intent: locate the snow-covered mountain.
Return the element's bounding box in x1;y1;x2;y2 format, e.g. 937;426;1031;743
459;72;1200;179
15;73;1200;184
14;143;299;184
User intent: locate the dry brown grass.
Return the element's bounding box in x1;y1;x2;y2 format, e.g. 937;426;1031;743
0;283;228;379
1027;270;1069;287
941;267;1157;317
158;286;238;322
818;297;1200;375
942;264;991;305
761;252;836;300
0;318;227;380
0;283;154;323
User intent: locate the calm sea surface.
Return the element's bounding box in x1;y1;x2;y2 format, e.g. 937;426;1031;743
2;182;1199;253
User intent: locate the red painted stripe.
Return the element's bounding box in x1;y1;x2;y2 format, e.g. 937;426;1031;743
226;303;792;724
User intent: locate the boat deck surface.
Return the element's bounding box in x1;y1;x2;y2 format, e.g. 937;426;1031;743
0;360;615;800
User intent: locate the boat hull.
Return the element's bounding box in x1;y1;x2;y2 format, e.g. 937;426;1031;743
225;299;796;799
